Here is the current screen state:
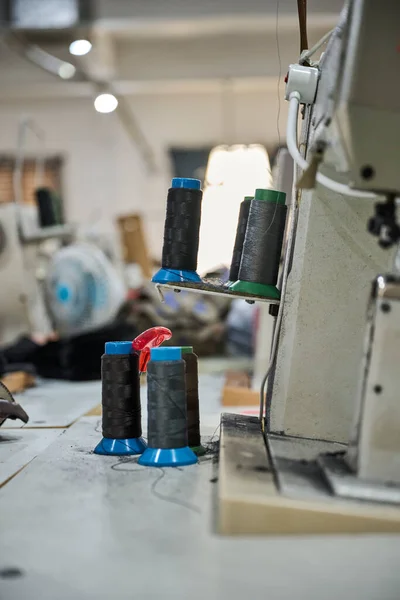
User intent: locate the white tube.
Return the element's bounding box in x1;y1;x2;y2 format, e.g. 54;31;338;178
286;93;377;199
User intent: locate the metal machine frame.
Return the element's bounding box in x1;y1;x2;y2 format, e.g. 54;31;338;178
217;0;400;534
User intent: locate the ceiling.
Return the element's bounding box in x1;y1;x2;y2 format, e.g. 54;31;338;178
3;0;345;29
0;0;345;100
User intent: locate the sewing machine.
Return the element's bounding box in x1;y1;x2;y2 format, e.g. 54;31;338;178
218;0;400;534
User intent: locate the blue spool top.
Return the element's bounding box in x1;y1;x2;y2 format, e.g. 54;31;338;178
105;341;133;355
150;346;182;361
171;177;201;190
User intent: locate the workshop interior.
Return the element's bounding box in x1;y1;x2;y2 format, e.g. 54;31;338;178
1;0;400;598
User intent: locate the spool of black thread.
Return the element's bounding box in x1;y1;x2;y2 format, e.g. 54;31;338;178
152;178;203;284
94;341;146;456
228;196;253;282
181;346;205;455
35;187;58;227
230;188;286;299
138;347;197;467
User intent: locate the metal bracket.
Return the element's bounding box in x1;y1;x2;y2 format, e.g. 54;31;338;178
318;453;400;505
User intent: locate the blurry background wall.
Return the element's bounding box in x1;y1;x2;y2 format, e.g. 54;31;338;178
0;0;342;258
0;90;286;257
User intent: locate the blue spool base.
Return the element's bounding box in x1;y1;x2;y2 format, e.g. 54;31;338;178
138;446;198;467
152;268;201;284
94;437;147;456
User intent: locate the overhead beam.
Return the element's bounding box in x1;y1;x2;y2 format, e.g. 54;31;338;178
76;29;115;83
95;14;338;39
0;76;279;101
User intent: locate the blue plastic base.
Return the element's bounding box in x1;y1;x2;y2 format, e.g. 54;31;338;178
138;446;198;467
152;268;201;284
94;437;147;456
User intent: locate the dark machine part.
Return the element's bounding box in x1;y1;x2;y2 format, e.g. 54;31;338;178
296;0;308;54
35;187;60;227
5;0;92;30
0;381;29;426
0;222;6;255
367;196;400;249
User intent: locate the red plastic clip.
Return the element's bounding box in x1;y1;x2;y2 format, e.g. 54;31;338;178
132;327;172;372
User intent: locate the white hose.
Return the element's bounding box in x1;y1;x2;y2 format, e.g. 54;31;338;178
286;93;377;199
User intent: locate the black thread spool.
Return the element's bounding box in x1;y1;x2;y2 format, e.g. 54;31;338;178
228;195;253;283
181;346;205;456
230;188;287;300
152;178;203;284
138;346;197;467
94;341;146;456
35;187;58;227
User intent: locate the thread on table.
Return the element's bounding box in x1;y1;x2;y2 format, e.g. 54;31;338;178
147;359;187;449
182;351;201;448
239;199;287;287
229;196;253;282
161;186;203;271
101;351;142;439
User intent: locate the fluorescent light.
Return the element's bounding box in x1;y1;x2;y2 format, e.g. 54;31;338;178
58;62;76;79
197;144;272;275
94;93;118;114
69;39;92;56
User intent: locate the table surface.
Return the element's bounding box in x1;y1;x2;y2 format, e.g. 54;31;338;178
1;374;400;600
5;380;101;428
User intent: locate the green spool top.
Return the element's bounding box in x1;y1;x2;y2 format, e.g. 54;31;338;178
181;346;194;354
254;188;286;205
244;196;254;201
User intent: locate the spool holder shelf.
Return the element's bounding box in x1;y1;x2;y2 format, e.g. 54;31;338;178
154;278;280;305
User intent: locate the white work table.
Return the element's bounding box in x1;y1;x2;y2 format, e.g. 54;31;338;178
1;375;400;600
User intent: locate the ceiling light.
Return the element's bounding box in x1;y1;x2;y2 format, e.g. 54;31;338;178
58;62;76;79
94;93;118;114
69;39;92;56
